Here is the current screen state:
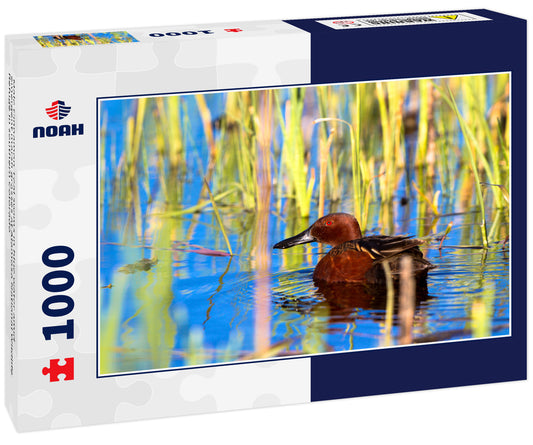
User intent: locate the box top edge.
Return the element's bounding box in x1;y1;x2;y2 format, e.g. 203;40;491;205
5;9;526;42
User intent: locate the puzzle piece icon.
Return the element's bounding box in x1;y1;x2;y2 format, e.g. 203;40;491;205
42;358;74;382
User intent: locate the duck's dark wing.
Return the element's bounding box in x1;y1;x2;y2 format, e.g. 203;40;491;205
331;235;435;284
333;235;424;260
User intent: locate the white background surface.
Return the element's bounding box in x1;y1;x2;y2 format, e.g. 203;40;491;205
2;0;531;443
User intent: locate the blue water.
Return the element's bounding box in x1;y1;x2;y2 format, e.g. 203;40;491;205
98;86;510;374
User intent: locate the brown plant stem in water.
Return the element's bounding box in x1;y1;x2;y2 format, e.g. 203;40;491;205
399;256;415;345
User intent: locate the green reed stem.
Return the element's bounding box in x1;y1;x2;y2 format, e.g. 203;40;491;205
416;79;430;166
313;117;365;229
353;84;364;227
156;187;238;217
204;179;233;256
375;83;391;202
471;285;495;339
281;88;314;217
316;126;335;218
444;86;489;248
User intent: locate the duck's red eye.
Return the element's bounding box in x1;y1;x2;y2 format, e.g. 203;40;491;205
325;220;332;226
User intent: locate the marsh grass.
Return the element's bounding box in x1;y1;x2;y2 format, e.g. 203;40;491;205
279;88;316;218
105;74;509;238
204;179;233;256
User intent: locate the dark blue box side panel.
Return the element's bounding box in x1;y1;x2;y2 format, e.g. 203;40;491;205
286;10;527;402
286;10;525;84
309;337;526;402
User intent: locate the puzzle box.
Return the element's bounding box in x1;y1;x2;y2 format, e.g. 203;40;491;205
5;9;526;431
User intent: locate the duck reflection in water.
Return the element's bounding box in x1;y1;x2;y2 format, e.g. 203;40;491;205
273;278;432;324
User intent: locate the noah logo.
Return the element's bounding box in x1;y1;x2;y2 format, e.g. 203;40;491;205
33;100;84;139
45;100;71;120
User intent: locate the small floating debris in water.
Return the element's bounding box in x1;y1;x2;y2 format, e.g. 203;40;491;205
118;257;158;274
184;246;231;257
173;241;231;257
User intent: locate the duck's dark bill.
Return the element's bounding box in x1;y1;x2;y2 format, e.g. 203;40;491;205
273;228;316;249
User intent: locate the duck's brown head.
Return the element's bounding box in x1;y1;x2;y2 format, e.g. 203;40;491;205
273;213;362;249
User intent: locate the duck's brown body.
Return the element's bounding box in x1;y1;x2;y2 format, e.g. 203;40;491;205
313;236;433;284
274;213;434;285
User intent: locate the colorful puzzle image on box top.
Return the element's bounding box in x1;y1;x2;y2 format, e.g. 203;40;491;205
34;31;138;47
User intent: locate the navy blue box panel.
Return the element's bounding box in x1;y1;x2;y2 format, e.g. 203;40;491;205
310;337;526;402
286;10;528;402
286;10;526;83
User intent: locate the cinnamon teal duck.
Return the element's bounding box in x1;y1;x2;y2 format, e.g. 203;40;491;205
273;213;434;285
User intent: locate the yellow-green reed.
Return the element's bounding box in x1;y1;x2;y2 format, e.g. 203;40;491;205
157;188;238;217
251;89;274;209
444;86;489;248
313;115;368;231
116;98;148;239
211;90;270;212
315;86;335;205
279;88;315;218
352;84;365;228
237;91;259;209
100;206;178;374
434;111;456;198
443;77;508;201
416;79;431;166
213;90;257;210
316;85;346;206
438;222;453;250
412;180;440;216
460;76;508;209
204;179;233;256
136;206;178;370
195;94;217;190
416;78;437;184
153;96;186;205
99;271;129;374
278;205;313;272
375;80;409;204
471;285;495;338
137;268;176;369
152;102;170;202
487;209;504;244
390;81;410;169
375;82;392;202
317;126;335;218
302;303;329;354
